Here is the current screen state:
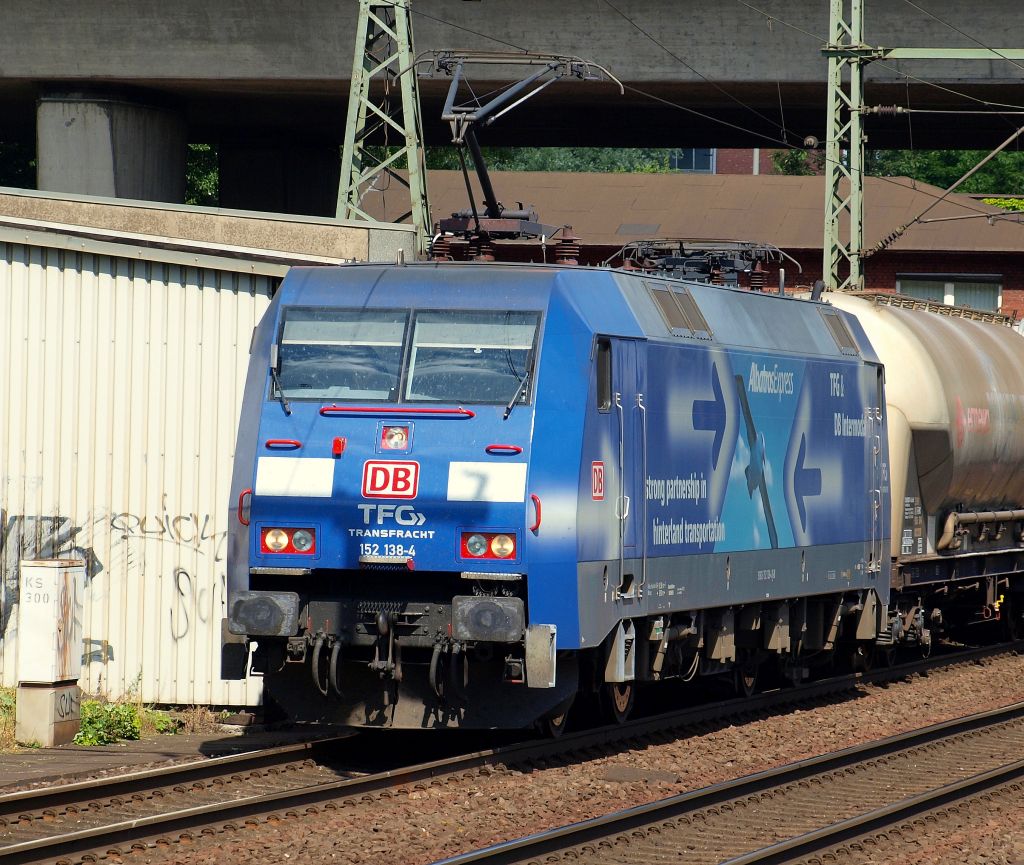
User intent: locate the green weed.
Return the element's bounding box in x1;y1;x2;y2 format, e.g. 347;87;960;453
74;701;141;746
141;707;181;736
0;687;14;751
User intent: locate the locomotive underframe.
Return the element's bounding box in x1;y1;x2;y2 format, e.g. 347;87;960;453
237;559;1024;730
241;568;887;728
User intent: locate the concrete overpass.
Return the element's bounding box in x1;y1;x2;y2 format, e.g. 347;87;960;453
2;0;1022;214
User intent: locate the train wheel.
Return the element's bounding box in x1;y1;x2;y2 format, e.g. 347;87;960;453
537;697;574;738
601;682;635;724
735;654;759;698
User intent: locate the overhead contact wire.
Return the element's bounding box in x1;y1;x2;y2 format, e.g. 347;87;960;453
622;83;1015;225
900;0;1024;75
407;7;528;52
736;0;1024;113
599;0;801;143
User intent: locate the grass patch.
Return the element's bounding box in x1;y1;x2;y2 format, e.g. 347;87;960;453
74;701;183;746
0;687;15;751
0;684;227;749
72;698;234;745
141;706;181;737
74;701;141;745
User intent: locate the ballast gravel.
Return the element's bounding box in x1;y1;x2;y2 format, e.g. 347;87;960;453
110;653;1024;864
810;780;1024;865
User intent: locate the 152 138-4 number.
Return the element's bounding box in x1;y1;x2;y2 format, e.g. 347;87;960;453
359;543;416;558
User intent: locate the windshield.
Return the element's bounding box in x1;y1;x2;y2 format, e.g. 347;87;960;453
276;308;407;400
274;308;540;404
405;311;539;403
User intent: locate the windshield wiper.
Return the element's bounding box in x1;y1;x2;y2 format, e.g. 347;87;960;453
270;366;292;416
503;366;532;420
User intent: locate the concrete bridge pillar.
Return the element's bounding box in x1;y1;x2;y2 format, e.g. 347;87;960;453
36;92;186;202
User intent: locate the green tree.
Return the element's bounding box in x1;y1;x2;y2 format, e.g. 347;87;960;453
982;196;1024;212
773;146;1024;195
185;143;219;206
425;146;673;173
770;149;822;176
865;149;1024;194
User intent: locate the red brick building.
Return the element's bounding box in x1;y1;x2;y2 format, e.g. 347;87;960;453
673;147;782;176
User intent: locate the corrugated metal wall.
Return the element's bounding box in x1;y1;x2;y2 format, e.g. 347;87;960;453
1;240;273;705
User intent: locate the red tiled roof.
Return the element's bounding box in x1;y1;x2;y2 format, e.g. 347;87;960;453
365;171;1024;252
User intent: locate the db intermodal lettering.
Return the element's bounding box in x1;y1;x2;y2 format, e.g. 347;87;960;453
362;460;420;499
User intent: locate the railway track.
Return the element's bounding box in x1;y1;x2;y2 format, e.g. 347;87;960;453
0;640;1018;865
433;698;1024;865
0;737;361;863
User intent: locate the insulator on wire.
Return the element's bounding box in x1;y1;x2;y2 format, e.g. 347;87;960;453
865;223;910;257
554;226;580;266
866;105;907;115
468;235;494;262
749;260;766;292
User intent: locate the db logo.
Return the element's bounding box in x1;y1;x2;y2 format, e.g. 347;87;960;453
362;460;419;499
592;461;605;501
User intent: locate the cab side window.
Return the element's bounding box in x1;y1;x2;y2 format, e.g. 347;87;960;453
596;338;612;411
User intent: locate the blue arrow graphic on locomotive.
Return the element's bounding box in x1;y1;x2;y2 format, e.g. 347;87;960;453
793;433;822;533
692;362;726;470
735;374;779;549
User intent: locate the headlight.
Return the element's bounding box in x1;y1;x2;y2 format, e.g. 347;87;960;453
490;534;515;558
382;425;409;449
292;529;315;552
264;528;289;552
465;534;488;557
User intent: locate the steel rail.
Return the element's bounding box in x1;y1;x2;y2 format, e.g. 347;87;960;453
429;698;1024;864
719;758;1024;864
0;640;1018;864
0;736;349;813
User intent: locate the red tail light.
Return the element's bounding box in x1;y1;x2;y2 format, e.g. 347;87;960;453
261;527;316;555
460;532;516;560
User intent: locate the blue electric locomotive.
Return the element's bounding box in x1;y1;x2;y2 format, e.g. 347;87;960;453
224;262;889;729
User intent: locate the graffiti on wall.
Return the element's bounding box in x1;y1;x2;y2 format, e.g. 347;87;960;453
0;510;102;641
54;684;81;721
110;496;228;645
110;502;228;562
2;497;228;664
170;568;228;643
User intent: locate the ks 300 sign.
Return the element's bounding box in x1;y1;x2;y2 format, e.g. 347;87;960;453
362;460;419;499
